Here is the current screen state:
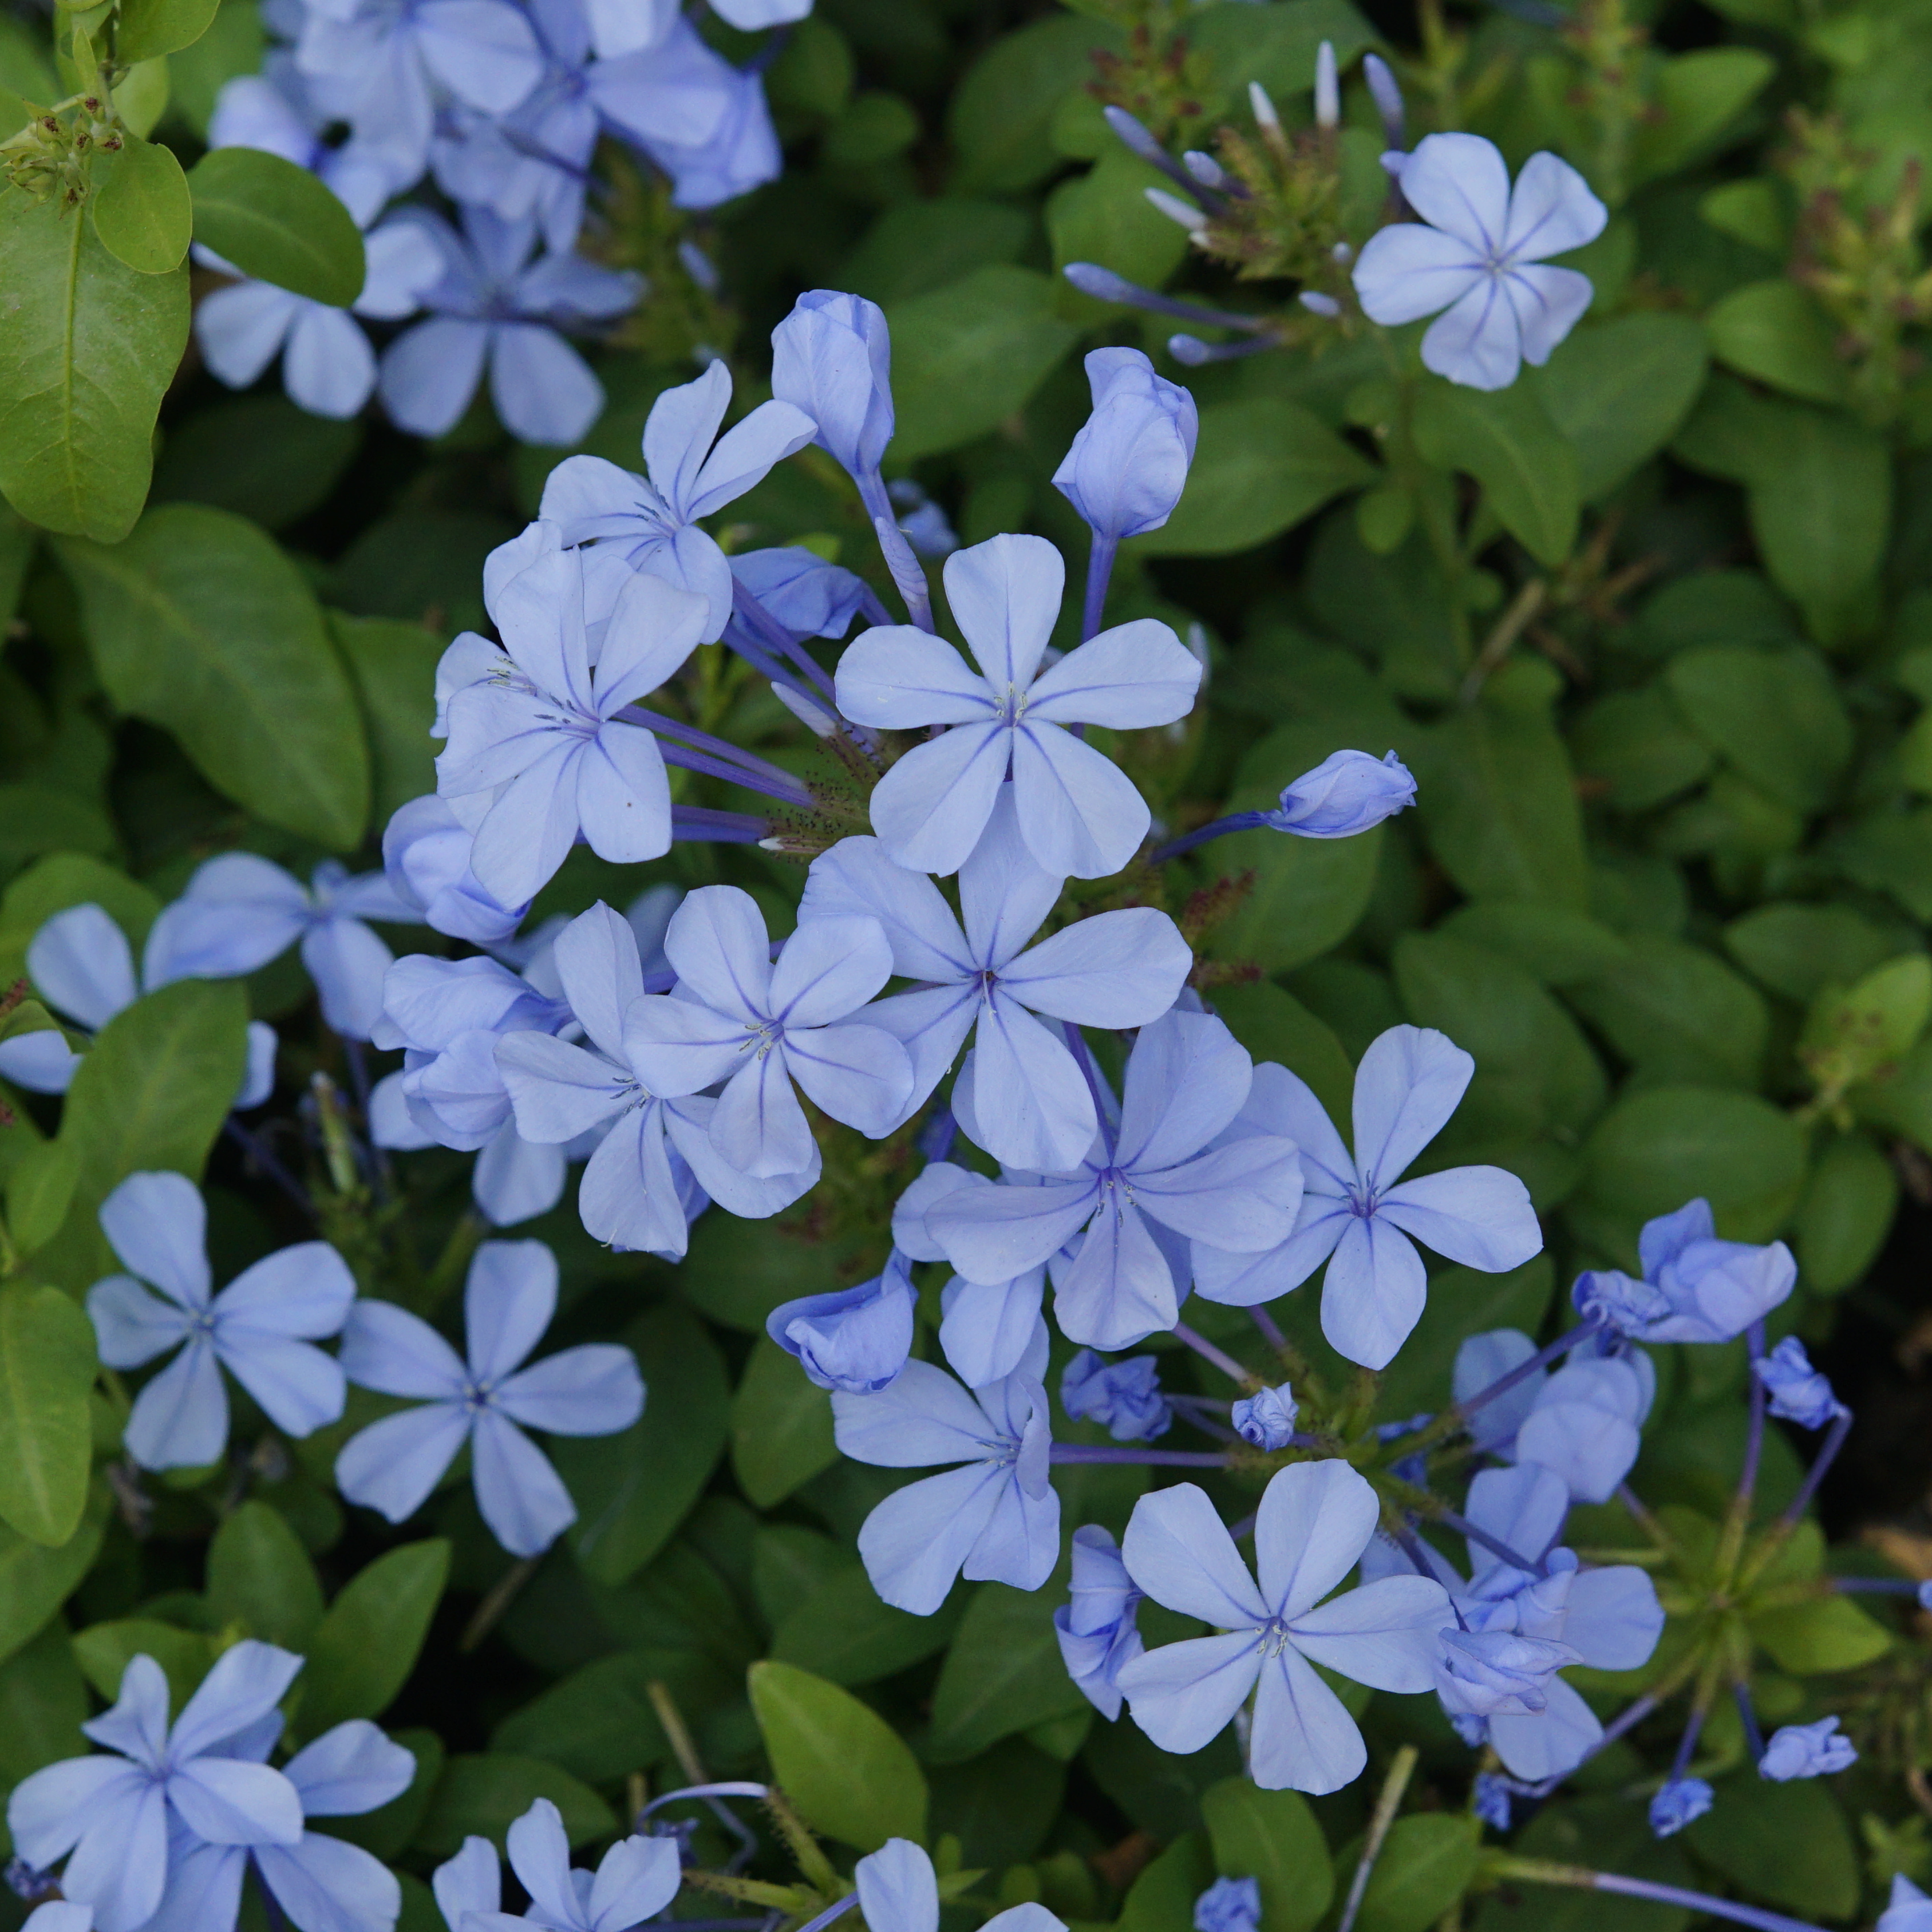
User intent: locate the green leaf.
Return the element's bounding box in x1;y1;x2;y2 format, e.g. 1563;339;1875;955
0;1283;97;1546
0;1623;88;1789
154;394;362;532
0;854;159;984
1723;902;1907;1003
39;979;247;1287
0;1480;106;1667
185;146;365;305
1749;1593;1893;1675
1791;1131;1897;1294
0;784;116;871
1186;0;1377;120
1135;399;1374;558
0;185;188;543
56;503;371;848
1570;688;1714;811
164;0;263;136
1827;808;1932;923
884;266;1078;463
929;1579;1091;1761
771;1563;961;1689
1437;903;1632;986
1706;279;1847;405
206;1500;325;1650
1662;646;1851;814
72;1617;214;1709
1565;935;1770;1089
1799;954;1932;1093
88;134;191;275
679;1210;847;1333
1120;1832;1214;1932
730;1336;836;1509
1354;1814;1480;1932
298;1539;450;1739
748;1658;929;1850
551;1301;728;1585
1682;1776;1859;1918
1475;1796;1696;1932
414;1753;615;1855
1630;48;1776;184
1412;380;1578;566
330;611;443;828
1210;981;1354;1127
1530;314;1710;501
1201;1777;1333;1932
115;0;219;62
947;13;1118;193
5;1139;80;1255
1047;151;1190;323
491;1647;730;1784
1748;402;1887;642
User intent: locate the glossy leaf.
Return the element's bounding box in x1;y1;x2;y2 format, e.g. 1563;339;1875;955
748;1659;929;1850
88;134;192;275
187;144;365;305
0;1282;96;1546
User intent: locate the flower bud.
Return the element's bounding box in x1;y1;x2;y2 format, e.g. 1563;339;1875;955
382;796;528;946
1759;1716;1857;1782
1232;1382;1299;1450
1263;748;1416;837
770;289;895;481
1061;1349;1171;1442
1051;347;1199;543
767;1252;916;1394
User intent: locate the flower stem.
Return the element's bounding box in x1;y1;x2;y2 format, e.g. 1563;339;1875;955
1147;811;1270;866
1336;1746;1419;1932
1081;532;1117;643
1444;1319;1600;1432
1429;1506;1549;1578
1779;1408;1852;1529
1048;1444;1227;1467
1488;1858;1827;1932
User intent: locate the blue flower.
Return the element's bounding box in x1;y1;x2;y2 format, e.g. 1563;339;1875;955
626;34;782;211
929;1010;1304;1352
210;57;404;223
1192;1026;1543;1371
1514;1351;1656;1505
335;1238;644;1556
1265;750;1416;839
1753;1336;1847;1429
832;1324;1060;1614
1573;1198;1796;1346
1192;1877;1260;1932
88;1172;355;1472
1647;1778;1712;1839
6;1643;306;1932
1054;1526;1145;1720
622;884;914;1178
1473;1772;1512;1832
851;1838;1064;1932
1232;1382;1299;1451
1759;1716;1857;1782
540;361;816;641
430;1796;681;1931
1882;1876;1932;1931
1352;133;1606;390
1116;1462;1452;1793
887;480;961;560
768;1253;918;1394
833;533;1203;878
1061;1350;1171;1442
376;208;641;445
1051;347;1199;544
802;785;1191;1171
144;851;423;1043
382;796;530;946
771;289;896;487
434;540;710;905
730;547;882;641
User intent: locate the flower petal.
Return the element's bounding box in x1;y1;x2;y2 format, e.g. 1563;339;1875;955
1397;132;1512;251
471;1408;577;1556
1351;1025;1475;1190
1120;1479;1269;1626
663;883;773;1021
1287;1574;1452;1693
867;721;1011;876
1248;1645;1365;1794
1377;1165;1542;1271
1350;221;1484;327
495;1343;645;1435
89;1277;192;1369
98;1171;211;1310
834;629;994;729
576;722;673;865
855;1460;1008;1614
339;1300;468;1398
1025;619;1200;728
943;533;1063;690
335;1402;472;1523
1502;151;1607;262
125;1337;228;1470
770;915;894;1027
465;1238;557;1382
1319;1214;1427;1372
1116;1630;1263;1755
1254;1460;1379;1620
1009;722;1149;880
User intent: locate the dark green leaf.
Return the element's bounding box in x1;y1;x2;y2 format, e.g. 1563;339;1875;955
5;1138;80;1255
1354;1814;1480;1932
88;135;191;274
731;1337;837;1510
1201;1777;1333;1932
1565;935;1769;1089
1412;380;1578;566
186;146;365;305
1210;981;1354;1127
491;1646;730;1784
946;14;1118;194
72;1617;214;1708
414;1753;615;1855
115;0;219;62
1705;279;1847;405
1119;1831;1214;1932
0;855;159;984
1530;313;1709;500
1569;688;1714;811
1682;1776;1859;1918
206;1500;325;1650
771;1563;960;1688
299;1539;450;1739
1663;645;1851;813
330;612;444;827
1723;902;1910;1003
0;1282;97;1546
929;1578;1091;1761
1047;151;1190;322
0;1480;106;1668
151;394;362;531
0;1623;88;1788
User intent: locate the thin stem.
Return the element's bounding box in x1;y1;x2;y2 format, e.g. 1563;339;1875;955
1734;1682;1764;1764
1491;1859;1828;1932
731;578;840;701
459;1556;539;1653
1432;1507;1547;1578
1457;579;1548;705
1831;1575;1926;1594
1618;1483;1676;1552
649;1680;711;1787
1780;1408;1852;1528
1736;1320;1768;1516
795;1897;860;1932
1147;810;1270;865
1336;1746;1419;1932
649;732;816;806
1061;264;1269;332
1520;1694;1657;1797
1449;1320;1599;1428
1668;1703;1707;1783
1048;1444;1227;1467
1248;1304;1287;1351
858;473;933;631
1081;532;1117;643
674;805;772;844
1171;1322;1256;1388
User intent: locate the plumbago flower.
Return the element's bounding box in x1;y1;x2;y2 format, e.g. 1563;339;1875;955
851;1839;1062;1932
88;1172;356;1471
1054;1524;1145;1720
335;1238;643;1556
1573;1196;1796;1344
1115;1463;1453;1793
1352;133;1608;391
1189;1025;1543;1370
430;1797;680;1932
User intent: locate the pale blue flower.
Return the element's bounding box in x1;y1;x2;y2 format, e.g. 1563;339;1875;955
887;479;959;559
833;533;1202;878
1193;1877;1259;1932
1265;749;1416;838
88;1172;355;1471
434;541;710;904
1473;1772;1511;1831
928;1010;1303;1352
629;40;781;210
832;1323;1059;1614
801;784;1191;1170
1232;1382;1298;1451
1574;1198;1796;1346
1115;1462;1452;1793
1759;1716;1856;1782
1882;1876;1932;1931
335;1239;644;1556
1054;1525;1144;1721
622;884;913;1178
1194;1026;1543;1370
852;1838;1063;1932
730;547;882;640
1352;133;1606;391
6;1644;306;1932
1061;1350;1170;1442
382;796;530;945
1470;1335;1656;1506
1051;347;1198;542
1647;1778;1712;1839
23;1905;92;1932
771;288;895;483
1754;1337;1846;1429
894;1165;1049;1387
768;1253;916;1394
432;1796;679;1931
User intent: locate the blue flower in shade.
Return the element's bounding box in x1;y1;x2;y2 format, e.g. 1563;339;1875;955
1116;1462;1452;1794
1061;1350;1171;1442
833;533;1203;878
143;852;424;1044
632;41;783;211
1473;1772;1512;1831
1193;1878;1259;1932
335;1239;643;1557
1054;1526;1144;1720
382;795;530;946
1648;1778;1713;1839
832;1322;1058;1615
376;207;641;445
730;547;882;641
429;1796;681;1931
0;904;276;1108
928;1010;1303;1353
1264;750;1416;839
1192;1026;1543;1372
1514;1349;1655;1506
6;1644;305;1932
802;784;1191;1172
88;1172;355;1472
1759;1716;1857;1782
23;1906;91;1931
1052;347;1198;544
1231;1382;1299;1451
887;479;960;559
1882;1875;1932;1931
1573;1198;1796;1346
768;1253;917;1394
849;1838;1062;1932
1352;133;1606;391
208;57;397;223
539;361;816;641
1753;1337;1847;1429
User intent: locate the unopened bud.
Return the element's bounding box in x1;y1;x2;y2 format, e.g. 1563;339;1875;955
1314;41;1338;130
1144;187;1206;239
1248;81;1279;132
1299;291;1341;317
1364;53;1406;147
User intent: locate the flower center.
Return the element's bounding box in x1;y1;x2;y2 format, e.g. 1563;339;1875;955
1257;1615;1296;1660
995;681;1030;726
